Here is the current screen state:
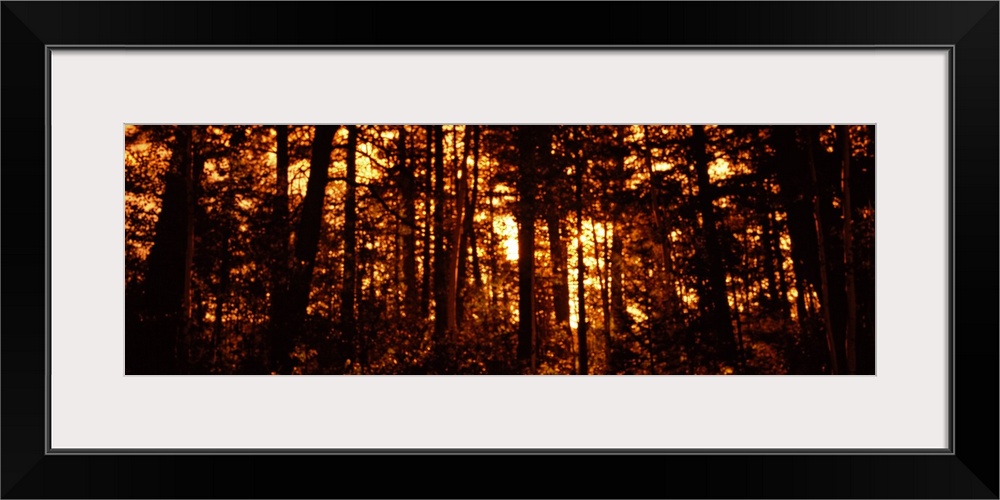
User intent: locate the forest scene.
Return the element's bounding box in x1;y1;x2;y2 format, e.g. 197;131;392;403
125;124;875;375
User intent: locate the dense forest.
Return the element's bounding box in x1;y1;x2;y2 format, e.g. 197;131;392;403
125;124;874;375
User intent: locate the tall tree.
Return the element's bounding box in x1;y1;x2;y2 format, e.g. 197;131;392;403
770;126;818;332
575;150;589;375
690;125;737;368
397;126;419;318
544;132;572;345
466;126;484;291
515;126;539;373
272;125;291;259
806;126;840;374
432;125;448;342
609;154;628;344
342;125;359;364
421;127;434;317
268;125;291;365
762;207;789;318
269;125;337;374
446;126;470;334
839;125;858;374
179;129;202;372
133;126;200;374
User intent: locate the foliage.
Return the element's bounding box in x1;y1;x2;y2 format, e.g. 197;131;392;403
125;125;876;375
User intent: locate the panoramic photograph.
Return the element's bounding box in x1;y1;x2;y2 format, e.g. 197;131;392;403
125;124;875;375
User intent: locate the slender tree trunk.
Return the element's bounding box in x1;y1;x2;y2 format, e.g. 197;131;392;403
515;126;538;373
733;287;744;371
268;125;291;365
486;161;498;320
447;126;470;334
458;127;480;330
806;127;840;375
762;203;791;321
398;126;419;319
691;125;737;368
609;155;629;342
421;127;433;317
544;145;571;350
432;125;448;342
839;125;858;374
576;162;589;375
794;272;809;323
770;126;820;339
342;125;359;363
762;209;781;310
273;125;290;251
468;127;483;290
595;219;612;368
179;129;200;373
213;233;230;372
457;224;469;329
270;124;336;374
547;210;571;331
642;134;676;315
610;220;626;337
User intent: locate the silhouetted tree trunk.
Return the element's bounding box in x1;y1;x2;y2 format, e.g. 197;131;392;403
597;218;612;366
839;125;858;374
398;126;419;319
486;157;498;320
759;201;791;320
269;125;336;374
609;152;631;342
342;125;359;362
447;126;470;334
136;126;199;374
467;126;483;291
761;208;781;310
515;126;538;373
178;133;203;373
213;231;231;372
457;127;480;328
691;125;736;367
642;130;677;316
576;160;589;375
272;124;290;267
421;127;433;317
770;126;818;336
486;155;502;323
610;226;627;339
268;125;291;367
432;125;448;342
543;135;572;342
806;127;840;375
547;211;571;327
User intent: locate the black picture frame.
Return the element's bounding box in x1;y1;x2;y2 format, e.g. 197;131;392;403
2;2;996;498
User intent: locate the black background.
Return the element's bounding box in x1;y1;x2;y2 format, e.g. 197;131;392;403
2;2;997;498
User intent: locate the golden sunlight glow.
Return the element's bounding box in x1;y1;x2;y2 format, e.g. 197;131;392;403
707;158;733;182
289;159;310;198
679;286;699;308
494;215;520;261
504;238;519;261
355;141;382;182
779;234;792;252
567;218;597;330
